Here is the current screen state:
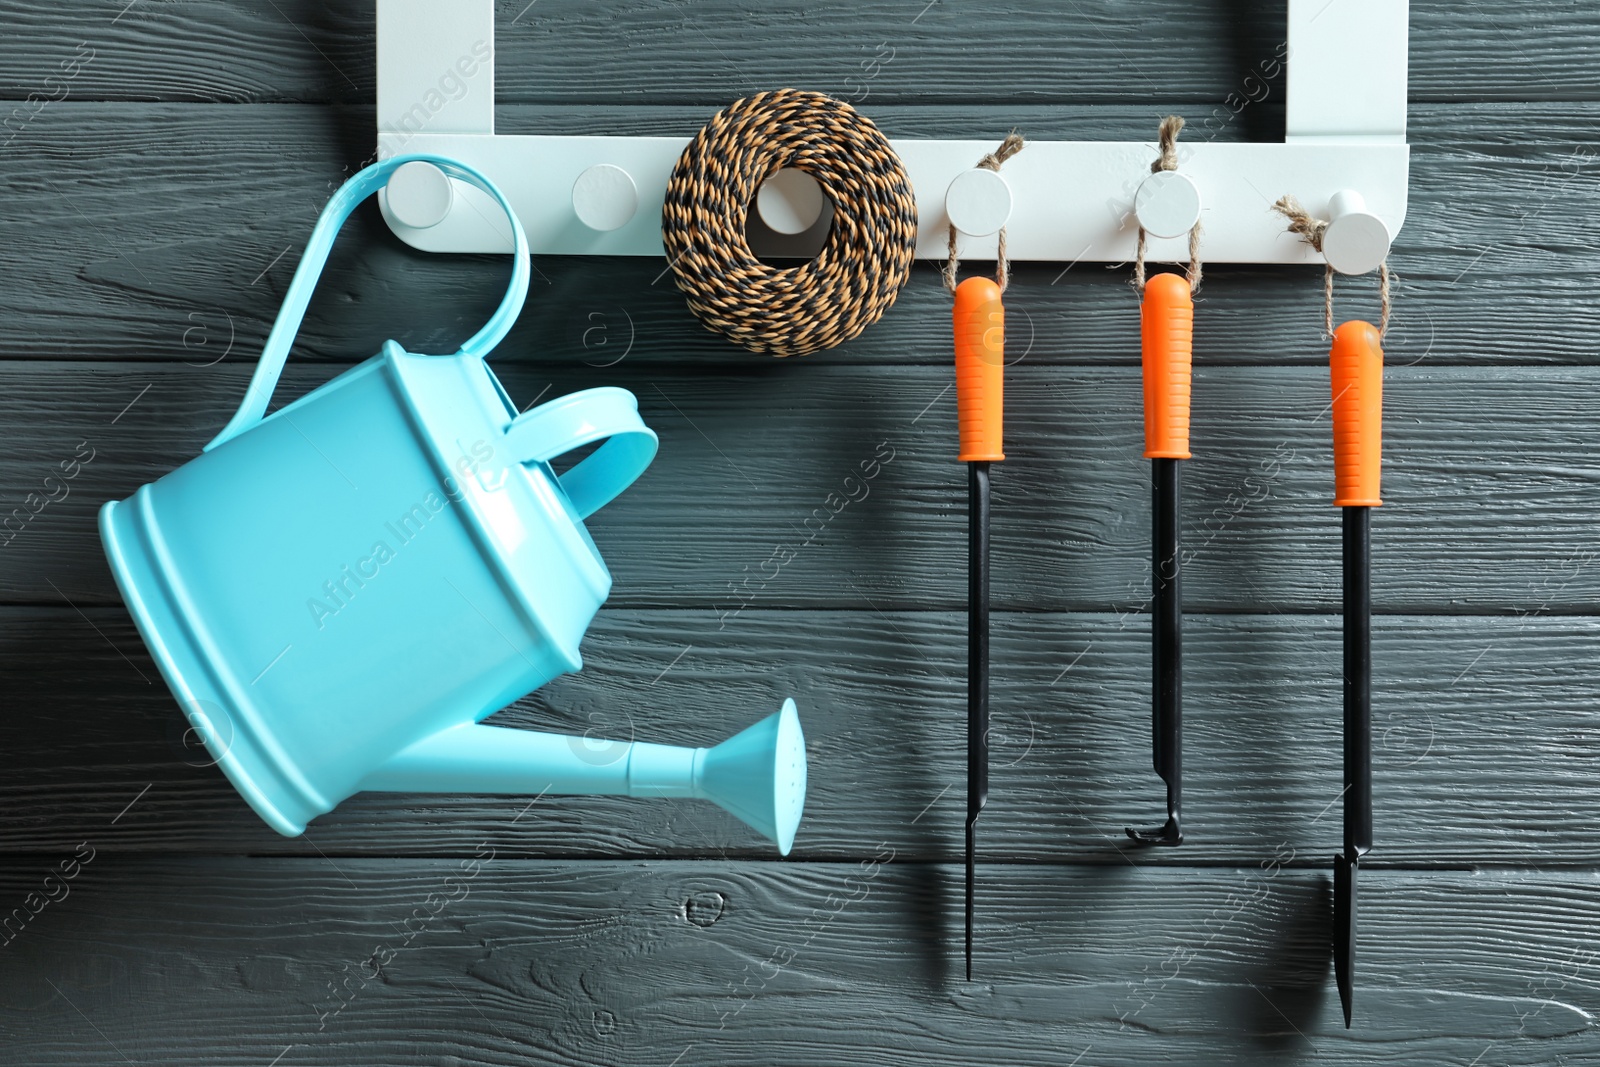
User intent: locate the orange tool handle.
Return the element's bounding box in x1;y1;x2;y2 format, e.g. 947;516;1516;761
1141;272;1194;460
1330;320;1384;507
954;276;1005;463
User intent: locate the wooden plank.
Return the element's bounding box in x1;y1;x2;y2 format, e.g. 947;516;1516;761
3;606;1595;866
0;858;1595;1064
0;102;1596;366
0;1;377;104
1;2;1598;105
1;360;1595;612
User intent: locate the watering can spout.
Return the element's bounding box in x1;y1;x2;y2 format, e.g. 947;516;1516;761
358;699;807;854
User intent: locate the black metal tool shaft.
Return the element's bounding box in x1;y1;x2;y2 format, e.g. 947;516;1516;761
1129;458;1183;845
1335;504;1373;1028
966;460;991;982
1129;272;1193;846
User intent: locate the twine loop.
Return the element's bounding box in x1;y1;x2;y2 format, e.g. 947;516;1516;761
661;89;918;357
943;132;1026;295
1133;115;1202;295
1272;195;1392;340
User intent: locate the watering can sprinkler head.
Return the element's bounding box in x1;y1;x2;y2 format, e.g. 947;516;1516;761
358;698;808;854
695;698;808;854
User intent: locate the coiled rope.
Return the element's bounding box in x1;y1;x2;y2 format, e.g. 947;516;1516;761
662;89;918;357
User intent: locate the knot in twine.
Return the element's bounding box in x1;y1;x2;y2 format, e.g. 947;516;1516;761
942;131;1026;295
1272;194;1391;340
1133;115;1202;294
1152;113;1184;173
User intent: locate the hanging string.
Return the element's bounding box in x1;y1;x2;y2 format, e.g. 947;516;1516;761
1271;194;1392;340
1132;115;1203;295
1377;260;1392;338
943;131;1026;294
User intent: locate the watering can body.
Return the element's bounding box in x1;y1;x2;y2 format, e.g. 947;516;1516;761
98;156;806;851
102;347;649;835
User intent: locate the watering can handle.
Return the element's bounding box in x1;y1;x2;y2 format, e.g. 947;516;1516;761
204;155;530;452
503;387;659;520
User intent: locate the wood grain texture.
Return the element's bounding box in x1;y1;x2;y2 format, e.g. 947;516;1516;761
0;3;1594;1064
0;858;1595;1065
1;361;1595;612
3;606;1595;866
0;2;1597;105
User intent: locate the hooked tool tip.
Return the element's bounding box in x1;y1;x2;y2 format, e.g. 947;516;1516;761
1125;814;1183;847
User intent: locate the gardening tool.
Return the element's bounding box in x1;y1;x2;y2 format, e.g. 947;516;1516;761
1127;271;1193;846
1329;319;1382;1027
954;275;1004;980
98;154;808;852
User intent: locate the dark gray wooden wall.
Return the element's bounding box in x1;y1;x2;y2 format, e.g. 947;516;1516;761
1;2;1597;1063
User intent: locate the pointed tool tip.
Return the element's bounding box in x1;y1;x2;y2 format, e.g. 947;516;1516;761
966;820;977;981
1333;853;1356;1029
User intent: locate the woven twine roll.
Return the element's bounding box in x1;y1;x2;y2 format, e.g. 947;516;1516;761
662;89;918;357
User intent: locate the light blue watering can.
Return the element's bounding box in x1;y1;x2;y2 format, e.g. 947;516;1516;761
99;155;807;852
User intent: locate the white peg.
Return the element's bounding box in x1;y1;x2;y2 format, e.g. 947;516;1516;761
1322;189;1392;276
1134;170;1201;239
572;164;639;232
756;168;826;235
384;160;454;230
944;168;1012;237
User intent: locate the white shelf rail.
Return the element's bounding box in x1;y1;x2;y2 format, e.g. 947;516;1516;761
375;0;1408;274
